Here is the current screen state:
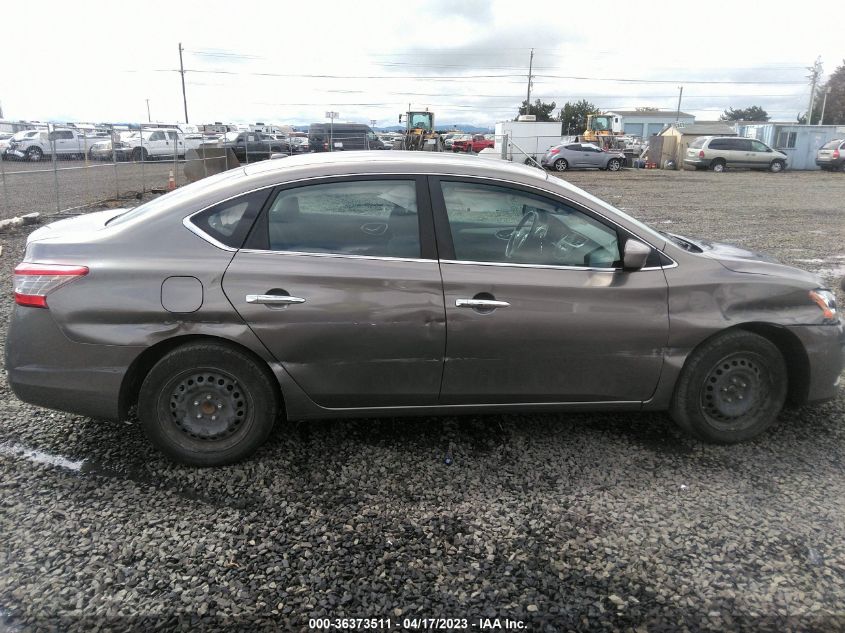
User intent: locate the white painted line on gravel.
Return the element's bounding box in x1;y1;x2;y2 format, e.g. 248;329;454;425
0;441;84;472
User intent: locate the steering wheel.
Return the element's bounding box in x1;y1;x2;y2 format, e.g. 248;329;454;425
506;210;540;259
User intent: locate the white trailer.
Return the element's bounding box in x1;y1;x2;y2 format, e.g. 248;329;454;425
494;120;570;164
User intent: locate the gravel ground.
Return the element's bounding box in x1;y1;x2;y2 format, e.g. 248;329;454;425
0;169;844;632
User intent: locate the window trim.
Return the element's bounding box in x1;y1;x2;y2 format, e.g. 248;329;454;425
182;172;676;270
428;175;673;272
241;174;436;260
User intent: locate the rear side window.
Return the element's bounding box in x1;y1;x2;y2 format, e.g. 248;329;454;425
255;180;421;258
689;137;707;149
190;188;270;248
708;138;731;150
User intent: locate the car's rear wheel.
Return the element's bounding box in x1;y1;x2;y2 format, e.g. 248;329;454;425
26;147;43;161
132;147;148;162
607;158;622;171
553;158;569;172
711;159;726;173
138;342;280;466
670;330;787;444
769;160;785;173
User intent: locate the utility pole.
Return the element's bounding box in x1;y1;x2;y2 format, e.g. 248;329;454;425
819;86;831;125
805;57;821;125
525;48;534;108
674;86;684;123
145;99;151;123
178;42;189;124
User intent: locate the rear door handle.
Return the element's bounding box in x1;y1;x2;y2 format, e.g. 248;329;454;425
456;299;510;309
246;294;306;305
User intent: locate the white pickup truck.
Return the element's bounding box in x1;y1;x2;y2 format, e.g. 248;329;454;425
5;128;104;161
89;128;205;161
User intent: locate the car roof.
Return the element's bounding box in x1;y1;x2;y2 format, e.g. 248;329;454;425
242;150;550;184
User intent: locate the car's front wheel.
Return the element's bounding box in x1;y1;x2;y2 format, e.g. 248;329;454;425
26;147;43;161
769;160;785;173
138;342;280;466
607;158;622;171
670;330;787;444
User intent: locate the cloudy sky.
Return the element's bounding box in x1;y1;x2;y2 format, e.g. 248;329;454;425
3;0;843;128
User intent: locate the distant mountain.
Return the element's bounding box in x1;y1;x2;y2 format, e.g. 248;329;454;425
377;124;493;133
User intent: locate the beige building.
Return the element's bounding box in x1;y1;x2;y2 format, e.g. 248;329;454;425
651;122;737;169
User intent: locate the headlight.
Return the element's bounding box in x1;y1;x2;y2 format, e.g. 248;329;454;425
809;289;838;322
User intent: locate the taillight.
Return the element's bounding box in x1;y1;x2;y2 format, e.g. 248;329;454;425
833;149;840;159
13;263;89;308
549;148;560;155
699;150;705;158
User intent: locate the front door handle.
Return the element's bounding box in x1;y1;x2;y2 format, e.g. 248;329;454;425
456;298;510;309
246;294;306;305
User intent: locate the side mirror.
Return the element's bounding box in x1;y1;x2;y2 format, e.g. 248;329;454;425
623;239;651;271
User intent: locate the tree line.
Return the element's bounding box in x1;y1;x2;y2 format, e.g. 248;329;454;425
516;59;845;129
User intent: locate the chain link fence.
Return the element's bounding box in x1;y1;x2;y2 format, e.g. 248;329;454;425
0;123;313;221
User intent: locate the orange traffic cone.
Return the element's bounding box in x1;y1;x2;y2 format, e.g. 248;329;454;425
167;170;176;191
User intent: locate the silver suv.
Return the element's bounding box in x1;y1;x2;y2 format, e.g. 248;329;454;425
685;136;787;173
816;138;844;172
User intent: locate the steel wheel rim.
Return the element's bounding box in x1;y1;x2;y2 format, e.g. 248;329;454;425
555;159;567;171
700;352;768;430
608;160;620;171
771;162;783;172
29;149;41;161
713;163;724;172
166;369;251;441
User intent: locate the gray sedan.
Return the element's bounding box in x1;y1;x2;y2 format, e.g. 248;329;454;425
7;152;843;465
541;142;625;172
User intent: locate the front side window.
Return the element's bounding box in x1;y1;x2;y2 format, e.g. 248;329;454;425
260;180;420;259
750;140;769;152
440;181;620;268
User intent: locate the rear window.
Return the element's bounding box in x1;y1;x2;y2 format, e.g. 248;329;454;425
689;137;707;149
821;139;842;149
189;188;271;248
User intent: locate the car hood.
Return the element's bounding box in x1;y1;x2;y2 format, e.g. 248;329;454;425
666;233;823;286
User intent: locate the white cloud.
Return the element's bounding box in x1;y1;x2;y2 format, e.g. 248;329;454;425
2;0;843;127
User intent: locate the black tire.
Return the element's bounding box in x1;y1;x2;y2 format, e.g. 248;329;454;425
711;159;726;172
607;158;622;171
26;147;43;162
553;158;569;172
839;163;845;173
138;342;280;466
465;145;472;153
131;147;148;162
670;330;787;444
769;160;785;173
